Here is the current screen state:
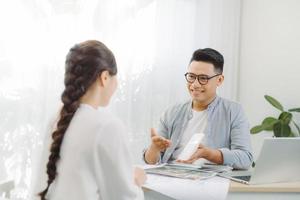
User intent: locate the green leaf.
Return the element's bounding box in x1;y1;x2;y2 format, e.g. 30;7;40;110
282;125;292;137
278;112;292;124
288;108;300;112
264;95;284;111
273;121;291;137
250;125;264;134
292;121;300;135
261;117;278;131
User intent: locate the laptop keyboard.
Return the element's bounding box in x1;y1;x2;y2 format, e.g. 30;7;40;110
233;175;251;182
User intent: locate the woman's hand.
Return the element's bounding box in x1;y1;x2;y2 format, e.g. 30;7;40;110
134;167;147;187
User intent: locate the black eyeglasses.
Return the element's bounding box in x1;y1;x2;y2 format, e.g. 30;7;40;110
184;72;221;85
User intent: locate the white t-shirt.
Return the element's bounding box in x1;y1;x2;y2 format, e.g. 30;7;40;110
45;104;143;200
172;109;208;160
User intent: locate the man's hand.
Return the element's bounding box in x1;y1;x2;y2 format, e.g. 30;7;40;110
144;128;171;164
177;144;223;164
150;128;171;152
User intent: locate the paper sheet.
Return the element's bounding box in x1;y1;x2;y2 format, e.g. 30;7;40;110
143;174;230;200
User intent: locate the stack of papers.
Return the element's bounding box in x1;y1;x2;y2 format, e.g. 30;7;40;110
144;163;232;179
143;164;231;200
145;164;216;180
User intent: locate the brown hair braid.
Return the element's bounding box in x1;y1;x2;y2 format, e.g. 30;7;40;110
39;40;117;200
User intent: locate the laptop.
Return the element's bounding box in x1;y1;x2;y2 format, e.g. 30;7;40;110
221;137;300;185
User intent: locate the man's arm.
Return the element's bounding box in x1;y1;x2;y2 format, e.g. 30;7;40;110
178;104;253;169
144;128;171;164
144;106;174;164
201;146;224;164
177;144;223;164
144;143;161;164
218;104;253;169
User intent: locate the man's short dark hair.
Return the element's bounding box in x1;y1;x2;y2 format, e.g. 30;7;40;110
190;48;224;74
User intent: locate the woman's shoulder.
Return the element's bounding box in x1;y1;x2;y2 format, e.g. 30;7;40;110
75;104;125;138
78;104;121;122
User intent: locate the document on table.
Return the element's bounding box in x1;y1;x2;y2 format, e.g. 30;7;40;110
143;164;230;200
145;164;217;180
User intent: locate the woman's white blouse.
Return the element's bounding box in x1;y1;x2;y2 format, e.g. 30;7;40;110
47;104;144;200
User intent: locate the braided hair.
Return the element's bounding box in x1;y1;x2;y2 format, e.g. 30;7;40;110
39;40;117;200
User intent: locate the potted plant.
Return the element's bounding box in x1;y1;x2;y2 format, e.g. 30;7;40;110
250;95;300;137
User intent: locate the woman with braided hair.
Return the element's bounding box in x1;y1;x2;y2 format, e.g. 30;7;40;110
38;40;145;200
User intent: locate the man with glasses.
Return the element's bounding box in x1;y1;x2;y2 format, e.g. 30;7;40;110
144;48;253;169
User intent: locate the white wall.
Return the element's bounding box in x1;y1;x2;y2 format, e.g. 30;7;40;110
239;0;300;159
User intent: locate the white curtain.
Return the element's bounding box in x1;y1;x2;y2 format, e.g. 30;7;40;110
0;0;241;199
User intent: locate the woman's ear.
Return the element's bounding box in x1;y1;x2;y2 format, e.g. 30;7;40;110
98;70;110;87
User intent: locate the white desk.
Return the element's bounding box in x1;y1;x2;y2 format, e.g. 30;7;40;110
145;190;176;200
227;181;300;200
144;181;300;200
143;173;230;200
